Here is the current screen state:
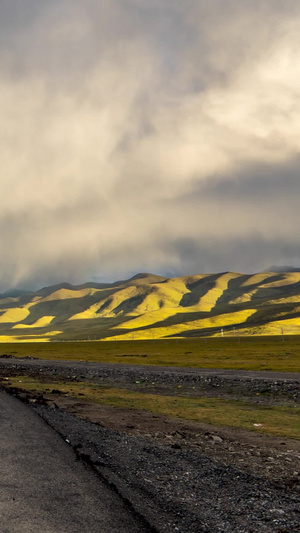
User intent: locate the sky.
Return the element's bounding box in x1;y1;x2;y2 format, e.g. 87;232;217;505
1;0;300;290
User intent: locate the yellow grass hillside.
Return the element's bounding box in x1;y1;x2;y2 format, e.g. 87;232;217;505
1;271;300;340
12;316;55;329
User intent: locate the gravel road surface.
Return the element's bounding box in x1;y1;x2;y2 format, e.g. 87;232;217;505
0;357;299;402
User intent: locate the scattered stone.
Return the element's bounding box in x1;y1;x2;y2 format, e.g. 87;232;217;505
210;435;223;444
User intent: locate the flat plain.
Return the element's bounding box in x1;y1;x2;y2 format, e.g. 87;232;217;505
0;336;299;371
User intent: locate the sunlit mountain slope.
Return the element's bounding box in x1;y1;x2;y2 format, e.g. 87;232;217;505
1;271;300;341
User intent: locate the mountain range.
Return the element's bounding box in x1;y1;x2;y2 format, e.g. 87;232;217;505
1;271;300;341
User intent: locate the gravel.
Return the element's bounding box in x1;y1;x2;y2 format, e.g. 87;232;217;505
1;357;300;532
0;358;299;402
32;405;300;533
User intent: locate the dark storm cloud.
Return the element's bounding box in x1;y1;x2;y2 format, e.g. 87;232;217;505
181;156;300;201
165;236;300;276
1;0;300;289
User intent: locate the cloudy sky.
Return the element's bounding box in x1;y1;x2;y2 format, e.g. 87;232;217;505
1;0;300;289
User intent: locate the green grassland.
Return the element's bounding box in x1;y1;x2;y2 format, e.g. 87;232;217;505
5;376;300;439
1;336;300;372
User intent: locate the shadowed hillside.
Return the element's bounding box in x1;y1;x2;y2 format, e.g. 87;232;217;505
1;271;300;341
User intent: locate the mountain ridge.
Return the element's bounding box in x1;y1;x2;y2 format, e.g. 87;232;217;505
1;271;300;341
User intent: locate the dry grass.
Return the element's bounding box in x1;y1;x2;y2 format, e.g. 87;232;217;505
12;316;55;329
0;336;300;371
5;376;300;440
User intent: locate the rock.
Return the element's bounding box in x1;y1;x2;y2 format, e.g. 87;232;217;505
211;435;223;444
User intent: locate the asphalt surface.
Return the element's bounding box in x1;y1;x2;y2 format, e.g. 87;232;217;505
0;391;150;533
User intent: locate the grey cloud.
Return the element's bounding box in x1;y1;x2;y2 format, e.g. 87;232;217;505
183;156;300;201
164;236;300;276
1;1;300;289
1;0;296;86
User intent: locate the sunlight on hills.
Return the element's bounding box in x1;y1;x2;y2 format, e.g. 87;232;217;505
70;280;188;321
69;303;102;320
230;292;255;304
117;308;180;329
229;317;300;337
38;288;101;303
121;273;167;286
180;274;208;285
198;272;240;311
12;316;55;329
69;286;141;320
268;296;300;305
0;335;47;342
109;309;256;341
133;281;188;315
2;272;300;340
241;273;276;287
0;307;30;323
261;272;300;288
0;330;62;342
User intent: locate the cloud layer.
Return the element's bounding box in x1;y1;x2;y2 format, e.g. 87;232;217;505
1;0;300;289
